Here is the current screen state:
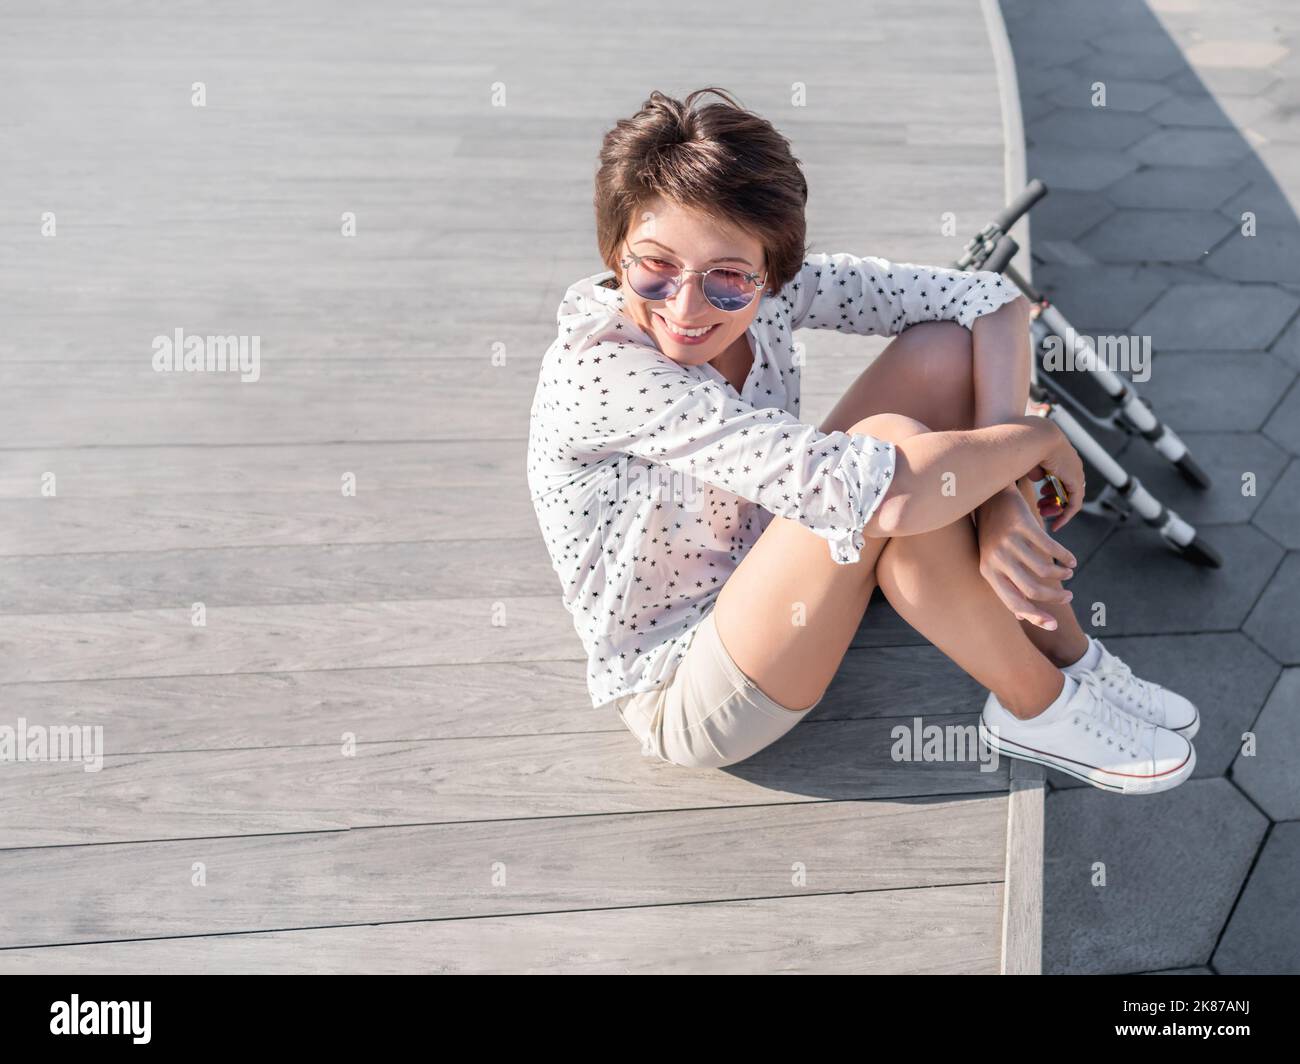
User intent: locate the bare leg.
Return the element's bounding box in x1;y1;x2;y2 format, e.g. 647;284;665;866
714;409;1066;720
709;419;897;713
822;320;1090;669
713;320;1073;719
871;478;1067;720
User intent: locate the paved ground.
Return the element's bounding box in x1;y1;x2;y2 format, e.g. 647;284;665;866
1002;0;1300;975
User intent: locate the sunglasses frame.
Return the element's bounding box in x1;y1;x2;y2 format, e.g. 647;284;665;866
618;246;767;312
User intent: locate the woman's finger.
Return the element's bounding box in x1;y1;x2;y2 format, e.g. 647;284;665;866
1011;537;1075;582
1049;463;1086;531
1052;484;1085;532
988;571;1058;630
1002;555;1074;606
1021;521;1077;571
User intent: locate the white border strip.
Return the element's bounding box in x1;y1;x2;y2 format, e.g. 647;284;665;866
980;0;1034;286
980;0;1045;977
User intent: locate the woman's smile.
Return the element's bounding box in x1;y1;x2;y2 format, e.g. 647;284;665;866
653;310;722;345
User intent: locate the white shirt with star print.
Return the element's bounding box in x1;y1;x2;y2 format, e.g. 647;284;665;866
526;250;1023;710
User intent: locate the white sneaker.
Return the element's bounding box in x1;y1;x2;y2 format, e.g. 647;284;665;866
978;671;1195;795
1068;637;1200;739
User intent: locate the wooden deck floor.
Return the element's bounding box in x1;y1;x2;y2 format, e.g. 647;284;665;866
0;0;1038;973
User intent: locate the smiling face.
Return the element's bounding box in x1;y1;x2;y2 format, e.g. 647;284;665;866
616;197;768;367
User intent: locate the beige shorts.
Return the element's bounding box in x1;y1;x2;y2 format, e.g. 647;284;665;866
608;607;824;769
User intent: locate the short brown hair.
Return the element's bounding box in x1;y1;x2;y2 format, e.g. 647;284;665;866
594;87;809;295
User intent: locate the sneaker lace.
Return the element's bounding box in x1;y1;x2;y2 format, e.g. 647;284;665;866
1092;647;1158;720
1076;670;1145;751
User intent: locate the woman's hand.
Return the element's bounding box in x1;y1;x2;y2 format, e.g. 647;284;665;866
974;483;1078;630
1026;418;1086;531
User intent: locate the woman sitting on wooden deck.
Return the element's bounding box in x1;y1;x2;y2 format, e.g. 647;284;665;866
526;87;1199;793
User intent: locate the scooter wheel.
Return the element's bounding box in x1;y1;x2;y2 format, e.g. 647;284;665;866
1175;453;1212;490
1177;536;1222;568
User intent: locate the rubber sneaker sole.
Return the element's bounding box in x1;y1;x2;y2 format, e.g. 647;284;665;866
978;717;1196;795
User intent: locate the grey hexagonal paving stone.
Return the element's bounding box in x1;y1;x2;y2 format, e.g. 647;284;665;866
1010;3;1151;43
1147;94;1237;128
1010;35;1095;71
1128;128;1254;168
1185;39;1291;70
1133;283;1298;350
1205;228;1300;284
1253;115;1300;150
1231;668;1300;821
1243;551;1300;664
1089;28;1187;61
1215;822;1300;974
1020;93;1058;124
1074;523;1282;636
1266;313;1300;370
1166;67;1280;99
1270;47;1300;79
1034;239;1098;266
1108;428;1290;524
1253;458;1300;548
1264;75;1300;109
1108;166;1249;211
1227;153;1282;190
1043;778;1268;974
1263;377;1300;454
1027;109;1158;151
1045;78;1173;113
1075;48;1187;83
1136;353;1298;433
1028;189;1116;242
1044;632;1281;792
1033;146;1139;192
1033;263;1179;331
1244;112;1300;147
1078;209;1234;263
1213;94;1282;128
1019;63;1073;100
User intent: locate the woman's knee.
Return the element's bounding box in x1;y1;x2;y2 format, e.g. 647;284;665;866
889;322;976;430
846;411;932;442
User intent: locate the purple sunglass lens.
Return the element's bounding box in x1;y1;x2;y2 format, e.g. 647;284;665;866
628;259;758;311
703;269;757;311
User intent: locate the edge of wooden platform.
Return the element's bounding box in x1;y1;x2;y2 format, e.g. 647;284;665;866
982;0;1034;287
982;0;1044;976
1000;759;1045;974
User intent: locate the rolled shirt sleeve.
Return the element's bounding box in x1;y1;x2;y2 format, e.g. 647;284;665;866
553;338;896;564
778;251;1024;335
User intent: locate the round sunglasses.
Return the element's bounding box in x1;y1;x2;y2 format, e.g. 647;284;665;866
619;248;767;312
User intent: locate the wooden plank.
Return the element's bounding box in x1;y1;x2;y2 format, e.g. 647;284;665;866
0;358;544;447
0;712;1009;848
0;490;540;556
0;882;1002;974
0;596;577;683
0;593;928;686
0;442;528;497
0;644;983;754
0;796;1006;947
0;539;559;613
